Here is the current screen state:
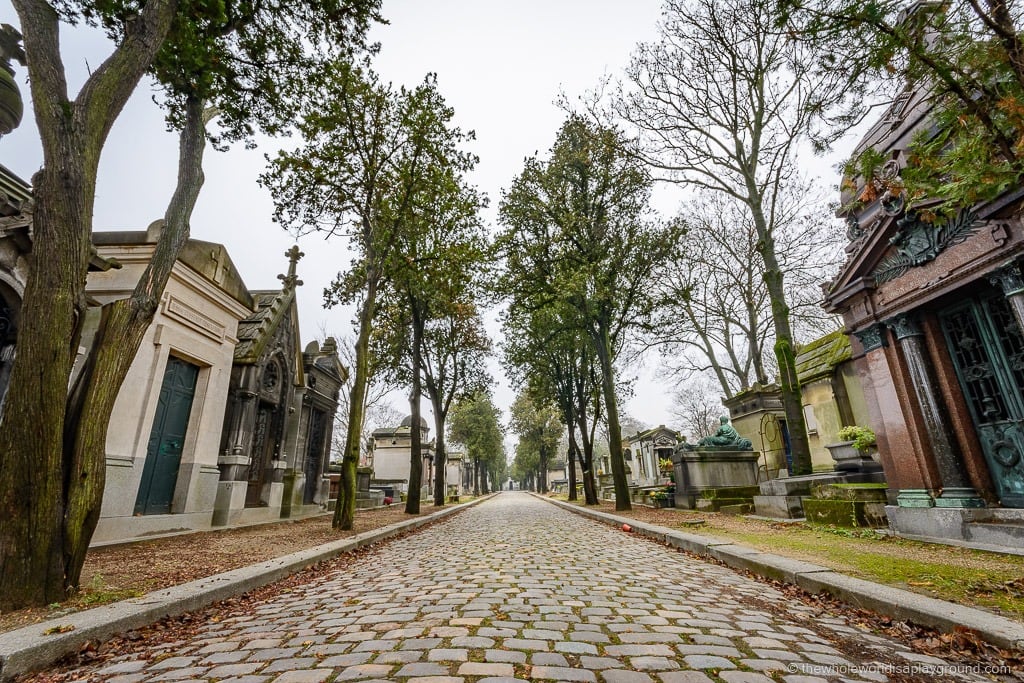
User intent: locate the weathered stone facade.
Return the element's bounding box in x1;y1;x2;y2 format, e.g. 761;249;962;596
370;415;434;496
86;224;254;542
824;81;1024;548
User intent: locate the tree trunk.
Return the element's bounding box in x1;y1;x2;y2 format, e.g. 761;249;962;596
567;441;578;501
0;157;90;610
63;98;207;590
594;321;631;510
0;0;180;613
751;205;811;475
405;310;424;515
431;395;446;506
473;456;481;495
575;398;599;506
333;254;377;530
430;385;450;507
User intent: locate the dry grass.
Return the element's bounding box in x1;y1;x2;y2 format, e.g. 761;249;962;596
0;504;444;634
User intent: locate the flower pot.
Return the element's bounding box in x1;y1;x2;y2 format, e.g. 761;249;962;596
825;440;881;473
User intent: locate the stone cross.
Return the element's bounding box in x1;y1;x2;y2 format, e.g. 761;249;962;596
278;245;304;290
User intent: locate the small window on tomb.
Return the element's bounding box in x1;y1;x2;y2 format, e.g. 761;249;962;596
802;404;818;435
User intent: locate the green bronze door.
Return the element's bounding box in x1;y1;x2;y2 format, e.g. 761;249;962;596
135;356;199;515
939;294;1024;508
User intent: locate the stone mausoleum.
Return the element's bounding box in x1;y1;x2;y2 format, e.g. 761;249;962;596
825;61;1024;549
0;166;346;543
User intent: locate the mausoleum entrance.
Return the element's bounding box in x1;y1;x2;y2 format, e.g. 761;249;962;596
135;356;198;515
245;402;279;507
939;291;1024;508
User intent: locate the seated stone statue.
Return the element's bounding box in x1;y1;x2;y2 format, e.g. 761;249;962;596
697;416;753;450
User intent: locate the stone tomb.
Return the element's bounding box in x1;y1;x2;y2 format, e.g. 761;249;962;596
85;224;253;542
671;448;760;511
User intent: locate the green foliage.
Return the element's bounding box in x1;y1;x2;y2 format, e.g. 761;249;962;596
155;0;381;144
448;390;506;489
496;116;681;501
786;0;1024;211
837;425;877;451
261;60;472;525
508;390;562;480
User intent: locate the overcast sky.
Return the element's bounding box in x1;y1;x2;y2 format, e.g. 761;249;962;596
3;0;848;454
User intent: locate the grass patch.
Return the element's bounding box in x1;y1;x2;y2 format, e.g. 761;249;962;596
71;574;144;607
685;520;1024;618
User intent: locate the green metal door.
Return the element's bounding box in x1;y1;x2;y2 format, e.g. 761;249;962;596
939;294;1024;508
135;356;199;515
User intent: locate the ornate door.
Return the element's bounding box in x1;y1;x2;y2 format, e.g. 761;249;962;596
135;356;199;515
939;294;1024;507
303;408;327;504
246;404;275;507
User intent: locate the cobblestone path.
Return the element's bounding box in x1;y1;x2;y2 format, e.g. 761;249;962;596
83;493;992;683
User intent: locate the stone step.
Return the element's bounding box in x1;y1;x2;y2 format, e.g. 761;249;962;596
695;496;754;512
718;503;754;515
964;521;1024;547
752;494;804;519
812;483;888;502
803;498;888;528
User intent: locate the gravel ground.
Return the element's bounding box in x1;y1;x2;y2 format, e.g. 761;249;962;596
0;504;435;634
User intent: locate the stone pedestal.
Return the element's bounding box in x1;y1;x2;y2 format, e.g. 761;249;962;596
355;489;385;509
803;483;889;527
825;441;882;474
672;449;760;509
357;466;372;492
280;469;307;518
212;480;248;526
753;470;886;519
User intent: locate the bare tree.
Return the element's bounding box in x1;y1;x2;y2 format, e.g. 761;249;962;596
655;186;842;398
618;0;852;474
668;376;722;442
318;330;397;464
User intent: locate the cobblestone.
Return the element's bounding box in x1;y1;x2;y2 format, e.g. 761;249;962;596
47;494;989;682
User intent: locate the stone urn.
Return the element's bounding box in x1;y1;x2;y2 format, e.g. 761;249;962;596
825;441;881;473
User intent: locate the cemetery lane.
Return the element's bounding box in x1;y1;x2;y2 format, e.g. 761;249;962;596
62;492;998;682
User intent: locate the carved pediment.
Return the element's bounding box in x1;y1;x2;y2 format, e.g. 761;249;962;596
872;209;983;284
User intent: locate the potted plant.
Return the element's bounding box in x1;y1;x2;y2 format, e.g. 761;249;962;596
828;425;879;472
838;425;877;452
649;488;673;509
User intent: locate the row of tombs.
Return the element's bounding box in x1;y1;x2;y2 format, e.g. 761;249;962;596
588;73;1024;553
0;169;347;544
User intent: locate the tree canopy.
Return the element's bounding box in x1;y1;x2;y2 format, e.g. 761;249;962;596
497;116;679;508
1;0;379;610
448;389;505;495
782;0;1024;209
261;63;473;527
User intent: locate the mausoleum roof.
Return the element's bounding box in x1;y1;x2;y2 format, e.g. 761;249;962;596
795;330;851;384
400;414;429;429
233;246;303;365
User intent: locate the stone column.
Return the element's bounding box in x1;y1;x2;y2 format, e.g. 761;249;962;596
853;325;928;507
990;260;1024;333
886;314;985;508
213;387;257;526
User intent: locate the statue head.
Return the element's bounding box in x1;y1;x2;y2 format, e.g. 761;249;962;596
719;415;729;425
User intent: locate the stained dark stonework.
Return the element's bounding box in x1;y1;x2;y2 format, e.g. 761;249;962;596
821;47;1024;546
853;324;888;352
884;314;984;508
886;314;922;341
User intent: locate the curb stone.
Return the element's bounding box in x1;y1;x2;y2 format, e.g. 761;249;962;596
0;495;493;682
541;494;1024;653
